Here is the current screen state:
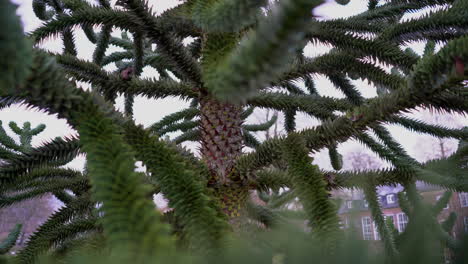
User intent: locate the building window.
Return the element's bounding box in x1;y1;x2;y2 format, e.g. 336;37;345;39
459;193;468;207
373;221;380;240
96;202;105;217
364;200;368;208
464;217;468;233
347;200;353;209
385;215;395;227
339;217;349;229
436;195;449;209
397;213;408;233
374;215;394;240
362;217;373;240
387;194;395;204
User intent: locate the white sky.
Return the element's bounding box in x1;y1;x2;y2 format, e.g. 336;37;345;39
6;0;467;177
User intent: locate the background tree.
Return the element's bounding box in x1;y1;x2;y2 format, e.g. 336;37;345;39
346;150;384;171
0;121;55;249
415;111;464;160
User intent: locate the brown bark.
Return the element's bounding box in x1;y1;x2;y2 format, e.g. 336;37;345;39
199;94;248;218
199;95;243;185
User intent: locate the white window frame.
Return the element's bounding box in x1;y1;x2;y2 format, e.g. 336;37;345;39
464;216;468;233
386;194;395;204
95;202;105;217
373;221;380;240
436;195;449;209
339;217;349;229
361;216;373;240
459;193;468;207
397;213;408;233
347;200;353;209
374;215;394;240
385;214;395;227
363;200;368;208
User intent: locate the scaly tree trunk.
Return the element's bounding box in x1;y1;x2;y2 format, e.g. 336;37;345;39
199;94;249;222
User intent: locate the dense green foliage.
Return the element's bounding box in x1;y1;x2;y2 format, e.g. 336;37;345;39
0;0;467;263
0;224;22;255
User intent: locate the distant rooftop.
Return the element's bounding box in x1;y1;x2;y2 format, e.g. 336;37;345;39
338;192;401;214
338;181;446;214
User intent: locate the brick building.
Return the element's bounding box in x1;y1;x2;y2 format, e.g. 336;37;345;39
337;184;468;241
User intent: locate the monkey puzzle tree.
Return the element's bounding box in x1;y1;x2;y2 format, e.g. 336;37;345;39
0;0;467;263
0;120;56;248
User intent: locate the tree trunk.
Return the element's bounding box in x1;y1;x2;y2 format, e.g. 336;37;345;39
199;95;248;220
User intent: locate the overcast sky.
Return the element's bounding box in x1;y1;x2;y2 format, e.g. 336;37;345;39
6;0;466;176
